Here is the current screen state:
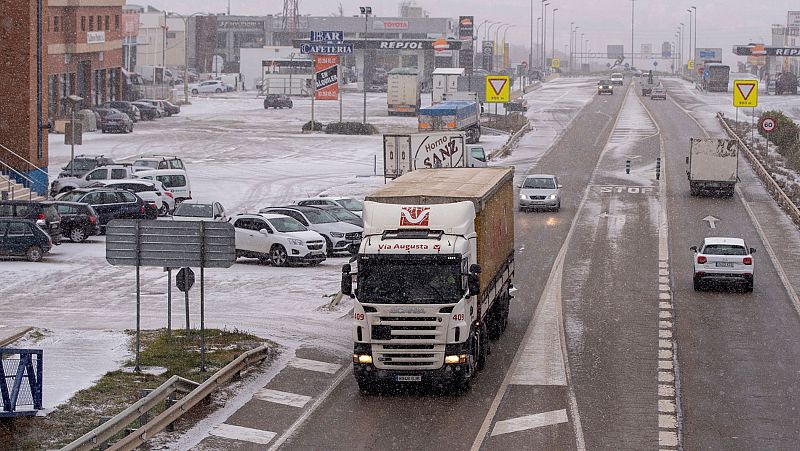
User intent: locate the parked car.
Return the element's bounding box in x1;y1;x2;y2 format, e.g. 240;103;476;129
296;196;364;217
229;213;326;266
519;174;562;211
189;80;227;94
132;156;185;171
650;85;667;100
691;237;755;292
264;94;293;109
140;99;170;117
58;154;114;178
0;219;52;262
103;101;140;122
99;180;167;217
131;101;159;120
172;201;226;222
50;164;142;196
259;205;362;256
45;201;99;243
597;79;614;95
0;200;62;244
310;204;363;227
93;108;134;133
135;169;192;203
55;188;148;230
162;100;180;116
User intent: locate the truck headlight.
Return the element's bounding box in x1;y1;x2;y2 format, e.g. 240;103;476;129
353;354;373;364
287;238;303;245
445;354;468;364
331;232;345;238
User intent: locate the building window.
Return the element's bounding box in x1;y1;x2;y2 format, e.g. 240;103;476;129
97;16;102;31
88;16;93;31
105;16;110;31
47;16;50;32
81;16;86;32
54;16;60;32
115;15;120;30
167;31;177;39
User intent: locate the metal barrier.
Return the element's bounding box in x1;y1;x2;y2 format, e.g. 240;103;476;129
717;112;800;227
488;121;533;161
0;348;43;417
61;345;270;451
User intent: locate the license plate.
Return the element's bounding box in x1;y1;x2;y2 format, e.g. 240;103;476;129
715;262;734;267
396;375;422;382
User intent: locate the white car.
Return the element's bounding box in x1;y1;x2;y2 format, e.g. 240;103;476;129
229;213;327;266
189;80;227;94
691;237;755;292
295;197;364;217
172;201;227;222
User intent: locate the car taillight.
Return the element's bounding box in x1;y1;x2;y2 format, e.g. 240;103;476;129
140;206;145;214
37;213;45;220
743;257;752;265
697;256;707;264
164;191;173;198
89;215;97;224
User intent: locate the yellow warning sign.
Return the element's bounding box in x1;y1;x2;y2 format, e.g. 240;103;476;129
687;59;694;70
551;58;561;69
733;79;758;107
485;75;510;103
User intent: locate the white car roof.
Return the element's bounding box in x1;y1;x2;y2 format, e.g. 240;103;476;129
296;196;354;202
703;237;746;246
235;213;290;220
526;174;556;179
135;169;188;176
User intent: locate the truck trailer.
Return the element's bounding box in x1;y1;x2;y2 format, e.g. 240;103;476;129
343;167;515;393
387;68;421;116
686;137;738;197
382;132;488;180
418;101;481;144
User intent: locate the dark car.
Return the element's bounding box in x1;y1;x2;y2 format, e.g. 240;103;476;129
103;101;140;122
131;101;159;121
310;204;364;227
0;200;62;244
162;100;180;116
264;94;293;109
58;154;114;178
55;188;148;230
597;80;614;95
93;108;134;133
45;201;99;243
0;219;52;262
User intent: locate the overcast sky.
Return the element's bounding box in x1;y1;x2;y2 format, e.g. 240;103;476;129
147;0;798;65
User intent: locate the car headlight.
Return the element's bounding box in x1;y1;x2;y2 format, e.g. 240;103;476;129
287;238;303;246
519;194;527;200
548;194;557;200
331;232;345;238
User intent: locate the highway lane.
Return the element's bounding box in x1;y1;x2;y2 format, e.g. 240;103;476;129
648;81;800;449
279;82;628;450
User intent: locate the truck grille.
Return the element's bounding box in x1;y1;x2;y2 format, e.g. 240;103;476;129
370;315;445;370
345;232;362;241
372;344;445;370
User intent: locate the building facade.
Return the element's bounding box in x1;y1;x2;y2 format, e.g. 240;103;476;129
770;11;800;77
46;0;125;116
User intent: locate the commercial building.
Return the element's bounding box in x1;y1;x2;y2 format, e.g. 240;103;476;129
770;11;800;76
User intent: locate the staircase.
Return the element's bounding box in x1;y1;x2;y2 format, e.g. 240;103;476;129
0;174;45;201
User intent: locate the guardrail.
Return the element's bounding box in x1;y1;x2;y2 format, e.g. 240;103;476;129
717;112;800;227
61;345;270;451
488;121;533;161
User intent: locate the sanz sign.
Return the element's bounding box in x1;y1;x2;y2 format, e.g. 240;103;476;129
310;31;343;42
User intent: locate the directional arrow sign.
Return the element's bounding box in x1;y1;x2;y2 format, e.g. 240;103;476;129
485;75;510;103
703;215;719;229
733;80;758;107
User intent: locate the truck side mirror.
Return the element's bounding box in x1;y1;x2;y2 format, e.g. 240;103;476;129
467;274;480;297
685;156;689;164
469;264;482;274
341;264;353;297
689;246;697;252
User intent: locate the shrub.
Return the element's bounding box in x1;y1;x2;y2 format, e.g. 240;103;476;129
324;122;378;135
302;120;325;132
786;142;800;172
758;111;800;155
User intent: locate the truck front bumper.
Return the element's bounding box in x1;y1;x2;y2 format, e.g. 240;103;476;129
352;342;471;385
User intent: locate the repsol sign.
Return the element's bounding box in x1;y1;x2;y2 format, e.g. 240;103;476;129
773;47;800;56
379;41;426;50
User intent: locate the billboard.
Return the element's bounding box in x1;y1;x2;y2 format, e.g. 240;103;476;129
482;40;494;71
314;55;339;100
373;20;409;30
661;41;672;58
607;45;624;59
458;16;474;40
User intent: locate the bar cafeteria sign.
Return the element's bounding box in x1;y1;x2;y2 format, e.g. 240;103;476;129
314;55;339;100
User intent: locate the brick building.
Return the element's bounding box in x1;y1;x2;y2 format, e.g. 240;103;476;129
0;0;49;194
46;0;125;117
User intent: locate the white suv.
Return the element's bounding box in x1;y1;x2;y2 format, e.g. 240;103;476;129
295;197;364;217
691;237;756;292
229;213;327;266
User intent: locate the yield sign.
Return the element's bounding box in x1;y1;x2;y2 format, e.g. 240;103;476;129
485;75;510;103
733;79;758;107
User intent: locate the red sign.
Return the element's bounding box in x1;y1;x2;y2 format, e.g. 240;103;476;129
314;55;339;101
400;207;430;227
760;116;777;133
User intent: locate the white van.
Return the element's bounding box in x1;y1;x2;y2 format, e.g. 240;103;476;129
135;169;192;203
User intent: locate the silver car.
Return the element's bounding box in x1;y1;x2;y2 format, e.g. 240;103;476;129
519;174;562;211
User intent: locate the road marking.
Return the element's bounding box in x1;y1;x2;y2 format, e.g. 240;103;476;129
490;409;569;437
702;215;719;229
596;185;657;195
287;357;341;374
253;388;312;408
209;423;277;445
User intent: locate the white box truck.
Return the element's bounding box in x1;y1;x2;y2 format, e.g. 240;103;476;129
342;167;515;392
686;138;738;197
432;67;465;104
383;132;488;180
387;68;420;116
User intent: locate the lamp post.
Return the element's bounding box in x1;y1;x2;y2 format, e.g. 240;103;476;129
551;8;558;65
487;22;501;70
686;8;692;71
360;6;371;124
495;24;510;70
542;2;550;68
580;32;584;70
680;23;684;72
536;18;542;67
502;24;516;69
569;22;574;72
169;12;208;105
585;39;589;71
631;0;635;67
530;1;535;70
691;5;697;69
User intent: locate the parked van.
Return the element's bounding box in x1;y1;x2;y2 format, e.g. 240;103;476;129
135;169;192;203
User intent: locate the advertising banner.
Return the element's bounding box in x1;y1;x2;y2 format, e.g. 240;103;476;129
458;16;474;40
314;55;339;101
482;41;494;71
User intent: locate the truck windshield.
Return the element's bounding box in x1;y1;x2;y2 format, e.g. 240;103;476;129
357;258;463;304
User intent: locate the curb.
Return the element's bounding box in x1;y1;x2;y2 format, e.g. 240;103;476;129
0;326;33;347
488;121;533;161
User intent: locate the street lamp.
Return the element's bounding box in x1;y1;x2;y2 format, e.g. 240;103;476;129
530;1;535;70
542;2;550;68
495;24;510;70
551;8;558;65
580;32;584;70
686;8;692;69
631;0;635;67
569;22;574;72
502;25;516;69
572;26;579;72
691;6;697;68
169;11;208;105
536;18;542;67
359;6;371;124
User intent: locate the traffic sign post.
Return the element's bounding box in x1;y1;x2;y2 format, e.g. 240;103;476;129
733;80;758;107
551;58;560;69
485;75;510;103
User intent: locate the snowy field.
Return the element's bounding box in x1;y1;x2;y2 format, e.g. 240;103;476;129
0;79;598;409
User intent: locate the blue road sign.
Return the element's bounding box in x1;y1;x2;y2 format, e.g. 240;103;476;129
310;31;344;42
300;42;353;54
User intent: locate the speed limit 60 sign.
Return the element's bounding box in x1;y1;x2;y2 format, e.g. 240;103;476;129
760;116;777;133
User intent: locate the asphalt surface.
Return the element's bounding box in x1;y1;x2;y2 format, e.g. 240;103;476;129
187;78;800;450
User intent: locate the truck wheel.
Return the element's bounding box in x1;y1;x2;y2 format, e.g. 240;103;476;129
475;325;489;371
449;374;471;394
356;375;379;395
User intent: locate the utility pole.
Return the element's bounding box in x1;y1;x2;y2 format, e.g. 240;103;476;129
692;5;697;71
360;6;371;124
631;0;635;67
687;8;692;72
543;2;549;68
551;8;558;66
530;1;534;71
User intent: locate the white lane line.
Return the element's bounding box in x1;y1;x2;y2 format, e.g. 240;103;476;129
490;409;569;437
288;357;341;374
209;423;277;445
253;388;312;408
